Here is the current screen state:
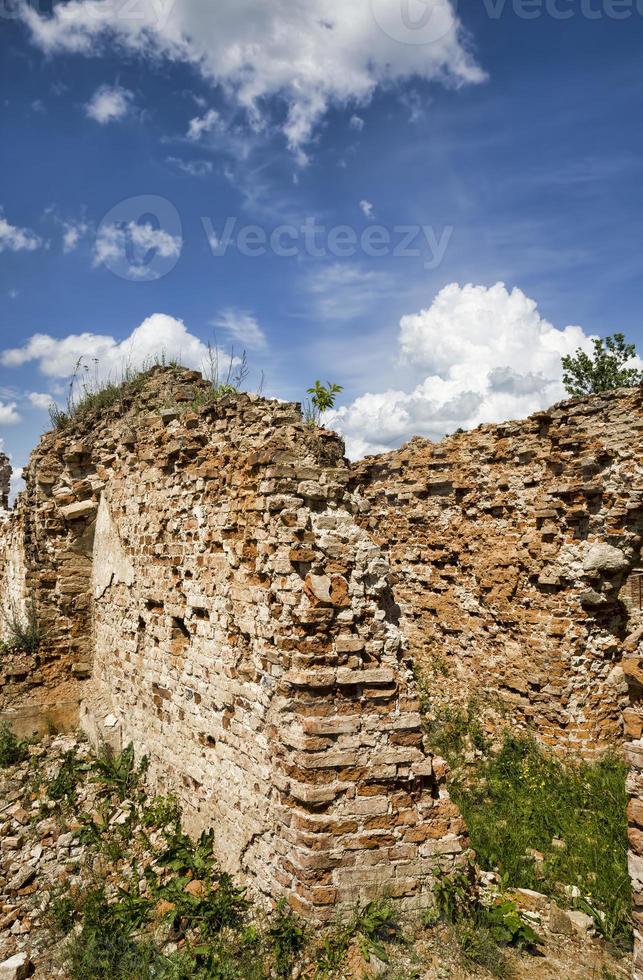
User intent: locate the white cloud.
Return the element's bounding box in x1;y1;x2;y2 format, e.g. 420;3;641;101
62;220;90;252
0;402;21;425
93;222;182;280
21;0;484;155
0;209;42;253
1;314;210;381
85;84;134;124
349;114;364;131
166;156;214;177
327;282;602;458
10;467;24;500
212;309;267;350
187;108;221;141
28;392;54;410
359;199;375;219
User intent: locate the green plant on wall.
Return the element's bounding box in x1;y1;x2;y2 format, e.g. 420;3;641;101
562;333;642;396
304;381;343;427
0;598;42;654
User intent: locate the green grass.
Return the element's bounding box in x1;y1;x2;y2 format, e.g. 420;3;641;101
452;734;631;947
49;362;159;430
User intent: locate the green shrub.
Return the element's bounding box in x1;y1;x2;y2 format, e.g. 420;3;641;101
304;381;343;427
562;332;642;396
0;722;29;767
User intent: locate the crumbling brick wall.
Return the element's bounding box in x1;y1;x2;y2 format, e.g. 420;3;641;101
351;387;643;756
0;368;467;919
0;454;10;510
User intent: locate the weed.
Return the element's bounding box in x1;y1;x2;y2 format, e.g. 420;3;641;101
267;900;306;976
432;864;537;978
202;343;249;400
141;793;181;830
422;697;490;766
48;353;187;431
457;921;508;977
92;743;149;801
64;887;160;980
314;899;399;976
452;734;631;946
47;750;91;805
0;598;42;653
0;722;29;767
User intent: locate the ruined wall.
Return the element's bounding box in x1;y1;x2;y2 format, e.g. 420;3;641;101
0;454;10;511
352;388;643;756
0;368;467;920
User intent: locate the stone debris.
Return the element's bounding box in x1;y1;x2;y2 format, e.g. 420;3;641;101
0;951;30;980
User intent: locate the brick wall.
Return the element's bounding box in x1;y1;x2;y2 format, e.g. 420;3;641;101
0;367;467;919
352;387;643;756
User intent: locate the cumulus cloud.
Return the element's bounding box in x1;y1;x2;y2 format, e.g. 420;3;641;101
85;84;134;123
212;309;267;350
359;199;375;219
21;0;484;155
28;392;54;410
0;402;21;425
327;282;601;458
0;209;42;253
1;314;210;381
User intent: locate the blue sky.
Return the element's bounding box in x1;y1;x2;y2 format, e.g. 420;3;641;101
1;0;642;480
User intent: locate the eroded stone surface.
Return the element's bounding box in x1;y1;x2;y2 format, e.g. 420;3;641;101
0;367;467;921
352;386;643;756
